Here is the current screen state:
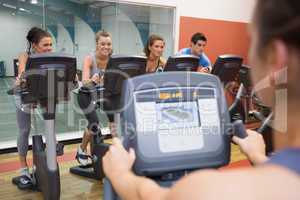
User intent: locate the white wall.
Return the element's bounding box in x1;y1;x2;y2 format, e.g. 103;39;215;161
178;0;255;23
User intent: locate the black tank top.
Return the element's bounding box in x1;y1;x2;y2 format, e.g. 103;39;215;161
267;148;300;175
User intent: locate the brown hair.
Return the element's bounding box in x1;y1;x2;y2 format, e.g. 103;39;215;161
191;32;207;44
254;0;300;56
95;30;112;43
26;27;51;54
143;34;165;57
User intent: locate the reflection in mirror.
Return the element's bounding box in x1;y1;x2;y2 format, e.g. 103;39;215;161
0;0;175;146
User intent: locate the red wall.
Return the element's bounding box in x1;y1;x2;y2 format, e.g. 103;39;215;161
179;16;250;64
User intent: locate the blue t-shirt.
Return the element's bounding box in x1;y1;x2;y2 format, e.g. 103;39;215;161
178;48;211;68
267;148;300;176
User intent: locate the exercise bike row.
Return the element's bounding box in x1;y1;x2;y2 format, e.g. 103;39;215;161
8;52;268;200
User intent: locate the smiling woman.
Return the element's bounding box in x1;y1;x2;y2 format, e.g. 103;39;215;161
75;30;113;166
13;27;54;188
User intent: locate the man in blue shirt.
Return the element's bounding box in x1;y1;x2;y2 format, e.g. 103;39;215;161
177;32;211;73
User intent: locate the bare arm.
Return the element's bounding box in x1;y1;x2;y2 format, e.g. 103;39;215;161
109;171;169;200
82;55;93;83
15;53;29;85
17;53;28;77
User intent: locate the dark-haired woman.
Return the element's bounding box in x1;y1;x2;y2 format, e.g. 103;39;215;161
102;0;300;199
144;34;166;73
14;27;53;187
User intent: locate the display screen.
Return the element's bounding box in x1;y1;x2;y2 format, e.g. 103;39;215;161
134;87;220;153
156;101;200;130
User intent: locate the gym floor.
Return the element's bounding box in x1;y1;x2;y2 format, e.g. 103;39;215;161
0;77;253;199
0;142;250;200
0;143;103;199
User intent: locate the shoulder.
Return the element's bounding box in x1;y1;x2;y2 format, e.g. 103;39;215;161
18;52;29;68
199;53;211;66
85;52;94;60
83;54;93;65
18;52;29;61
200;53;210;62
165;165;300;200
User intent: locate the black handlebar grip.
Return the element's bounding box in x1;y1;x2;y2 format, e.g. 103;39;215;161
233;120;248;138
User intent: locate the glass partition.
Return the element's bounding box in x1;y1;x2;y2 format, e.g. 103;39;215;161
0;0;175;148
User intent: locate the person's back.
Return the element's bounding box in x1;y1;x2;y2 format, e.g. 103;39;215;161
166;148;300;200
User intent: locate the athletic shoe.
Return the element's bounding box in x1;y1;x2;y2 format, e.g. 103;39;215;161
75;146;92;166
